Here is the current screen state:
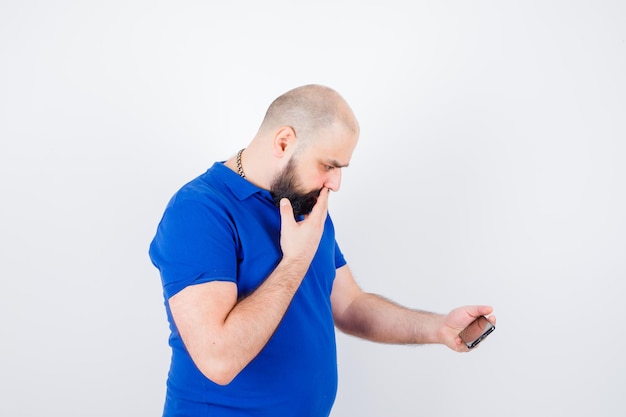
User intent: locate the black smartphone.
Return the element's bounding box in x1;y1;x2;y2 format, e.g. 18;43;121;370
458;315;495;349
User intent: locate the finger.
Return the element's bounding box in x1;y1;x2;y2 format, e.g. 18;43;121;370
279;198;295;227
467;305;493;318
455;337;470;353
477;305;494;317
308;188;329;220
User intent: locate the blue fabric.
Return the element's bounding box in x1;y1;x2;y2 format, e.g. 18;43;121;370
149;162;346;417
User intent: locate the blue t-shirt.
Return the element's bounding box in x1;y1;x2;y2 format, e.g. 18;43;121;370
149;162;347;417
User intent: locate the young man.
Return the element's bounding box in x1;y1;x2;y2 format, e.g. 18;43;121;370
149;84;495;416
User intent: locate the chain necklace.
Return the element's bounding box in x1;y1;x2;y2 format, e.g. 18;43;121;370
236;148;246;178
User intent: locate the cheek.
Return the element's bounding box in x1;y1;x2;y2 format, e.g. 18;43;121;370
309;171;329;189
296;166;322;186
300;178;323;193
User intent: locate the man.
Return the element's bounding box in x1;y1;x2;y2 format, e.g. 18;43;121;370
149;84;496;416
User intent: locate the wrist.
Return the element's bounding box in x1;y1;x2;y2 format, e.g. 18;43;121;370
424;313;448;344
275;257;310;284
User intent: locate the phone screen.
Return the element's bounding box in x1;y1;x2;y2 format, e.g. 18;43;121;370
458;316;495;349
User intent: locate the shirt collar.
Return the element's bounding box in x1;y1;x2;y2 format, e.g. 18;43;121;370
211;161;273;202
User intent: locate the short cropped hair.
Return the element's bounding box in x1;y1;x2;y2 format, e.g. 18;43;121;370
259;84;359;147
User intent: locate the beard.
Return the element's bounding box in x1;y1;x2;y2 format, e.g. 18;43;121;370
270;157;321;216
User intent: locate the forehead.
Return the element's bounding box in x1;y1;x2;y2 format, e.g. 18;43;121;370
300;127;358;166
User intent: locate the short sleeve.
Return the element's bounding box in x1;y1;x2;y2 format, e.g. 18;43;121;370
334;239;347;270
149;197;238;299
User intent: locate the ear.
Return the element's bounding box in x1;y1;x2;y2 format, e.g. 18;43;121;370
272;126;297;158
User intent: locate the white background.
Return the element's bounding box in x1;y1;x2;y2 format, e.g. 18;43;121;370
1;1;624;416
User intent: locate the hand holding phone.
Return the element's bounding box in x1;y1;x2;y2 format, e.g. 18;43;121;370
458;315;495;349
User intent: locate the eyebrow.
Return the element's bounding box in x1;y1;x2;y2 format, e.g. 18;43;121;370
323;158;350;168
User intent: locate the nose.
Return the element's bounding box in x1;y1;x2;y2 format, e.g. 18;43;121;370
323;168;342;192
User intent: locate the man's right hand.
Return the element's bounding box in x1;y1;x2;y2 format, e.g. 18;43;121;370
278;187;330;265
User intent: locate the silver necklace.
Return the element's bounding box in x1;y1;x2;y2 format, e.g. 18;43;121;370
236;148;246;178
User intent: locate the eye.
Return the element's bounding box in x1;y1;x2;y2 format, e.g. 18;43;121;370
323;165;335;171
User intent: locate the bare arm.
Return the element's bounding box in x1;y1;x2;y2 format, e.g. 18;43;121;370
330;265;495;351
169;189;331;385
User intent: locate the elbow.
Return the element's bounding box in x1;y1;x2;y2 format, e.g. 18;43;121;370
196;357;242;386
335;318;368;339
333;312;364;338
205;370;237;386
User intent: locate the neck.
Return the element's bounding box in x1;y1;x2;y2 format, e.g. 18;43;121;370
226;141;275;190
